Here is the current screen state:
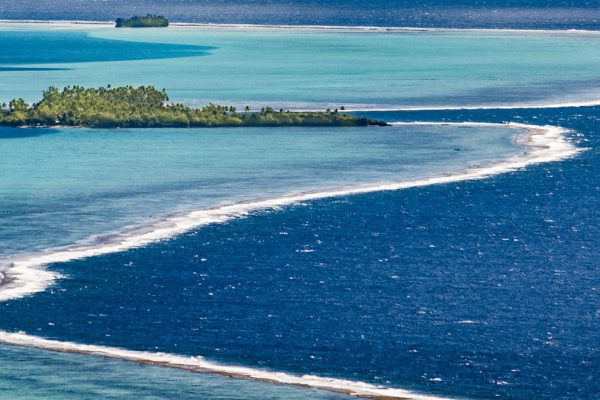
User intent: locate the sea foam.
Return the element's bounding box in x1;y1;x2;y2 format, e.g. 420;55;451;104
0;122;580;303
0;330;454;400
0;121;581;399
6;19;600;35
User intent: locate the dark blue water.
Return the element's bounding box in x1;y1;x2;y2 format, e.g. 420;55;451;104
2;0;600;29
0;31;213;66
2;2;599;399
1;107;598;399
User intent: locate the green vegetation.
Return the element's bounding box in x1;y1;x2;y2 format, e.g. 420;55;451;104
0;86;388;129
115;15;169;28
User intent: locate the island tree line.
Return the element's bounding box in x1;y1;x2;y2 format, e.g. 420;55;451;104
115;15;170;28
0;86;387;128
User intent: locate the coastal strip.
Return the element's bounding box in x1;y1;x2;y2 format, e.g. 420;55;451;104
3;19;600;35
0;122;580;303
183;99;600;113
336;101;600;112
0;122;581;400
0;86;386;129
0;330;451;400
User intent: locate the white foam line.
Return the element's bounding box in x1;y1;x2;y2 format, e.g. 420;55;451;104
208;98;600;113
0;122;579;304
338;100;600;112
182;99;600;113
0;330;451;400
283;99;600;112
4;19;600;111
2;19;600;35
0;122;580;399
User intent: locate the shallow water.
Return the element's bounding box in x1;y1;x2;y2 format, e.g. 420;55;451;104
2;28;600;109
0;123;522;257
0;108;596;400
0;344;349;400
0;20;598;400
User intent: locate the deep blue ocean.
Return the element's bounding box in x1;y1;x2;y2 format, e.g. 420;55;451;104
1;2;600;400
2;0;600;29
1;107;599;399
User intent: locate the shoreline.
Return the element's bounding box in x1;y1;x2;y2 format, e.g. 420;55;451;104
0;16;591;400
0;330;444;400
0;121;581;400
0;122;579;302
2;18;600;35
279;100;600;113
335;100;600;112
0;85;387;129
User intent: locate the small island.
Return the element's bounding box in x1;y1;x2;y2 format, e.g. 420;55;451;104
0;86;387;129
115;15;169;28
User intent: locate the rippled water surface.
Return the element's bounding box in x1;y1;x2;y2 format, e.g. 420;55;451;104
0;344;348;400
3;0;600;29
0;10;599;400
2;28;600;109
0;124;523;257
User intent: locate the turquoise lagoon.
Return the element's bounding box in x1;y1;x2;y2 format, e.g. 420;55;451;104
0;344;347;400
0;123;523;257
0;25;596;400
1;27;600;109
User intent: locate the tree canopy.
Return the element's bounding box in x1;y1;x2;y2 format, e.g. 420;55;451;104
115;15;170;28
0;86;388;129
